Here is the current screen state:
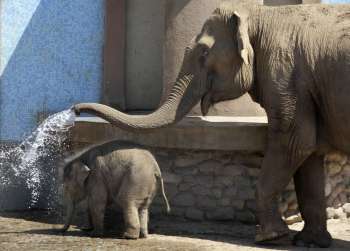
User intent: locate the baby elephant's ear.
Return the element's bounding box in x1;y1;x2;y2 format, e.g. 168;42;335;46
76;163;90;187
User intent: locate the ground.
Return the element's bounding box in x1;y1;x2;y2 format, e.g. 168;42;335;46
0;211;349;251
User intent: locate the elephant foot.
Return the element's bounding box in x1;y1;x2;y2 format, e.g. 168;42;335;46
293;229;332;248
255;224;290;244
140;229;148;238
123;228;140;240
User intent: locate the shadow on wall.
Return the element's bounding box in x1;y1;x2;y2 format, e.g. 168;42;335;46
0;0;104;141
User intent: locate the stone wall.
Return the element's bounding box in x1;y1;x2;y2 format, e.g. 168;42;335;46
70;118;350;224
149;148;350;224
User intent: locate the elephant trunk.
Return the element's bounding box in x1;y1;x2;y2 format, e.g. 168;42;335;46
74;74;203;131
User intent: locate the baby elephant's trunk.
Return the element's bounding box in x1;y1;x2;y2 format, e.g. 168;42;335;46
157;175;171;213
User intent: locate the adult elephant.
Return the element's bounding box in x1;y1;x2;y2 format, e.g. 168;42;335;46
74;1;350;248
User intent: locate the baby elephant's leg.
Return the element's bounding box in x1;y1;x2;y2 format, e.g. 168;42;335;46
122;202;140;239
139;208;149;238
88;191;107;237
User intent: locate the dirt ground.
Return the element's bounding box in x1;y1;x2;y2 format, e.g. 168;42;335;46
0;211;349;251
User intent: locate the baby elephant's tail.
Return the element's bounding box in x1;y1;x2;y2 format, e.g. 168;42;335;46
157;176;171;214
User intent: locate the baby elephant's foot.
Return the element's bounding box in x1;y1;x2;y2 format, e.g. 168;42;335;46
123;228;140;239
293;228;332;248
140;229;148;238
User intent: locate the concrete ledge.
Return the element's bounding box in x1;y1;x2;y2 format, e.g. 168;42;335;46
72;116;268;151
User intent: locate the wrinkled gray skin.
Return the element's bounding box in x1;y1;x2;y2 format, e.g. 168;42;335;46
74;2;350;248
61;141;170;239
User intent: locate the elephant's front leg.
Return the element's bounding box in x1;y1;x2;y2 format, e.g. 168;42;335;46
255;141;307;243
293;153;332;248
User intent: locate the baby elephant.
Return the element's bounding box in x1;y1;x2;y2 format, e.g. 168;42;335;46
60;141;170;239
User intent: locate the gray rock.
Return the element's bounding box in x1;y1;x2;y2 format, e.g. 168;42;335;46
216;164;244;177
206;207;234;220
327;208;335;219
334;207;347;220
342;203;350;214
325;152;347;166
163;172;182;184
219;197;231;207
173;166;198;176
174;155;209;168
231;200;245;210
214;176;233;187
325;182;332;197
284;214;303;225
178;182;193;192
196;176;214;188
199;160;220;174
327;162;343;176
235;211;256;223
237;186;255;200
196;196;217;209
172;193;195;207
223;187;238;198
170;207;186;217
247;167;260;177
185;208;204;221
211;188;222;199
192;185;211;196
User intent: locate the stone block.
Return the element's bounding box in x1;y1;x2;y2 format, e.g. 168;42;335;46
196;176;214;188
173;166;198;176
343;203;350;215
219;197;231;207
235;211;256;224
185;208;204;221
223;187;238;198
163;172;182;184
247;167;260;177
178;182;194;192
334;207;347;220
192;185;211;196
211;188;222;199
231;200;245;210
174;155;208;168
284;214;302;225
327;162;343;176
196;196;217;210
198;160;220;174
214;176;233;187
172;193;195;207
205;207;234;221
216;164;244;177
325;152;347;166
170;207;186;217
237;187;255;200
164;184;179;199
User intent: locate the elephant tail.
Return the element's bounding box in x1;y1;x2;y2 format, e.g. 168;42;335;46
157;175;171;214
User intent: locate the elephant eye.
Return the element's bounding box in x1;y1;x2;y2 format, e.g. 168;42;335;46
199;47;210;67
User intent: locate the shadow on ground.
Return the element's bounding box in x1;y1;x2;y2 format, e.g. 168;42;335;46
0;210;350;250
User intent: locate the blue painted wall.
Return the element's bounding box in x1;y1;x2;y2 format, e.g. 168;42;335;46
0;0;104;141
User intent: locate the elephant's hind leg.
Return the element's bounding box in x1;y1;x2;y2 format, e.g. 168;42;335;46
122;202;140;239
293;153;332;248
139;208;149;238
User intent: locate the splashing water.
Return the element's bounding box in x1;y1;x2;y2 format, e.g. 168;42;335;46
0;109;75;208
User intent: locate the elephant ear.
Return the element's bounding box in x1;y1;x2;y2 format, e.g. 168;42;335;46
72;162;90;187
233;11;252;65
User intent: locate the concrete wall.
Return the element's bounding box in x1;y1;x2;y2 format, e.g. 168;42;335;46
125;0;165;110
0;0;104;141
